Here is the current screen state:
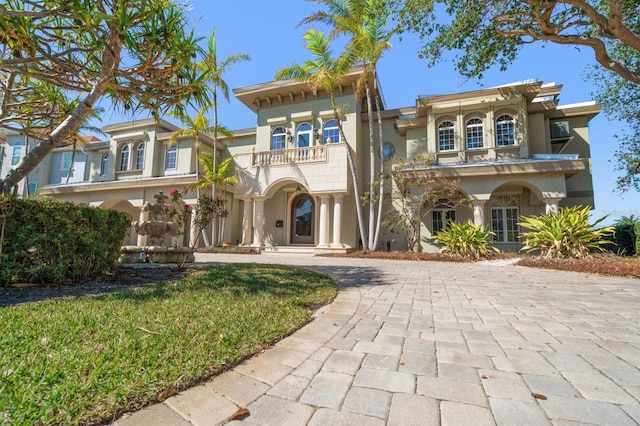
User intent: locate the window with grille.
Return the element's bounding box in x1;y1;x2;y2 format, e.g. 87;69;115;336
438;121;455;151
466;118;484;149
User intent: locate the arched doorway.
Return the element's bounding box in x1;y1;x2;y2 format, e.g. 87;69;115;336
291;193;314;244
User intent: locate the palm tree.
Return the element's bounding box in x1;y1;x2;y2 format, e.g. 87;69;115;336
188;155;238;246
169;105;216;246
199;28;249;246
275;28;368;251
302;0;394;251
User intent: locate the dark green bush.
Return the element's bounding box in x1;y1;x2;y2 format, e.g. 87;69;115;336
613;223;636;256
636;223;640;256
0;196;130;285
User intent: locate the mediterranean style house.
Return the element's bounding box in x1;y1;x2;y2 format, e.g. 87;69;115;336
4;68;599;253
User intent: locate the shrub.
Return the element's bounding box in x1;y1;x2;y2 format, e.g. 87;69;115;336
612;223;636;256
518;206;614;259
433;220;499;259
0;196;130;285
636;222;640;256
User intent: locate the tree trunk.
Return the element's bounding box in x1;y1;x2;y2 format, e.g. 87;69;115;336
372;69;385;250
365;79;376;251
211;89;219;247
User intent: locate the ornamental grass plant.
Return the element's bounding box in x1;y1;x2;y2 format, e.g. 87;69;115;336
0;263;337;425
433;220;500;259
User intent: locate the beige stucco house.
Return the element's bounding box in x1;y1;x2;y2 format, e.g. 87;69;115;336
35;68;599;253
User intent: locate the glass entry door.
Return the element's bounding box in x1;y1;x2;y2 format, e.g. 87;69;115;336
291;194;314;244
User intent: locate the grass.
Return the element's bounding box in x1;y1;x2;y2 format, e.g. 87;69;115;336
0;263;337;425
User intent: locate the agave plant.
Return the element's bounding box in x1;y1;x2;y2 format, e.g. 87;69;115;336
433;220;499;259
518;206;614;259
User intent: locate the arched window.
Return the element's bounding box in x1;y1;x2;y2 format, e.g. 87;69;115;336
165;145;177;169
466;118;484;149
271;127;286;150
438;121;455;151
491;196;519;242
496;114;515;146
135;142;145;169
119;145;129;171
11;141;23;166
296;123;312;148
323;119;340;144
432;199;456;234
100;153;109;176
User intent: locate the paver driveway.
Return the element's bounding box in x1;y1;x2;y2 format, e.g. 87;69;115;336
117;253;640;425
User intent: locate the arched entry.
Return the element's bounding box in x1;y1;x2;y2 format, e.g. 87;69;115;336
291;193;314;244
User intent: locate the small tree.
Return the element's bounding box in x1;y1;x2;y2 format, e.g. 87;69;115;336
383;154;465;252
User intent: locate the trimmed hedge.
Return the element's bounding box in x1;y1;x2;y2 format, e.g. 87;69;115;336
636;223;640;256
0;196;130;285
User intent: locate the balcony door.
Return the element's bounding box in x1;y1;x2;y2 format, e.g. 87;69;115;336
291;193;314;244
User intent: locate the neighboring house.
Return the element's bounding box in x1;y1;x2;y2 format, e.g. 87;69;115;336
37;68;599;253
0;130;52;198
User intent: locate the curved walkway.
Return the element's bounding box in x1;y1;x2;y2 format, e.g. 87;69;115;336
116;254;640;425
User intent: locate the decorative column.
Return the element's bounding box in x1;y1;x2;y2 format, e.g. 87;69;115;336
137;207;146;246
472;200;487;228
317;195;330;248
331;195;344;248
543;198;562;214
251;198;265;248
241;198;253;246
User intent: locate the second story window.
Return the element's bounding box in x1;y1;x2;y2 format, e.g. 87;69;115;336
438;121;455;151
297;123;312;148
11;141;23;166
61;152;73;170
323;119;340;144
496;115;515;146
100;153;109;176
466;118;484;149
135;142;145;169
166;145;177;170
119;145;129;171
271;127;286;150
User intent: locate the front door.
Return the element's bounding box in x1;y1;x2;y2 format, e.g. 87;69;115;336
291;194;314;244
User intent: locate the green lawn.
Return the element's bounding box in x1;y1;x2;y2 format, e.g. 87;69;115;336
0;263;337;425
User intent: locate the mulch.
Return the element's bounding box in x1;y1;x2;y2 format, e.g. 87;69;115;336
0;267;189;307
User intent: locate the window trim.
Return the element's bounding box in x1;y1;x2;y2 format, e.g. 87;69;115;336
490;196;519;243
438;120;456;151
11;141;23;166
100;153;109;176
61;151;73;170
165;145;178;170
431;199;456;234
296;123;312;148
496;114;516;147
323;119;340;144
135;142;145;170
466;117;484;149
271;126;287;151
119;145;130;171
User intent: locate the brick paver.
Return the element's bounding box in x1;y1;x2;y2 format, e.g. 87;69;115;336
114;253;640;425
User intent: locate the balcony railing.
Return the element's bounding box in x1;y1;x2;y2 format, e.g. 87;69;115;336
253;145;327;166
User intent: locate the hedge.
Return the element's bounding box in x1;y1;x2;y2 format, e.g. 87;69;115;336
0;196;130;285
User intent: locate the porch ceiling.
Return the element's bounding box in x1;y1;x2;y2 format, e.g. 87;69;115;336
39;174;199;195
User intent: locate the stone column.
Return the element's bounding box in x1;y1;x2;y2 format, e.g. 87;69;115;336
331;195;344;248
317;195;330;248
241;198;253;246
137;207;146;246
252;198;265;248
472;200;487;228
543;198;562;214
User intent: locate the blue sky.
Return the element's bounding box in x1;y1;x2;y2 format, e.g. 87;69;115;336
100;0;639;224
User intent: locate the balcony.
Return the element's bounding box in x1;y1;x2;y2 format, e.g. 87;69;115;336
252;145;327;166
234;143;349;196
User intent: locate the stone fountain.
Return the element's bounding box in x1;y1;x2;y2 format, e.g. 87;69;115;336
120;191;195;264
